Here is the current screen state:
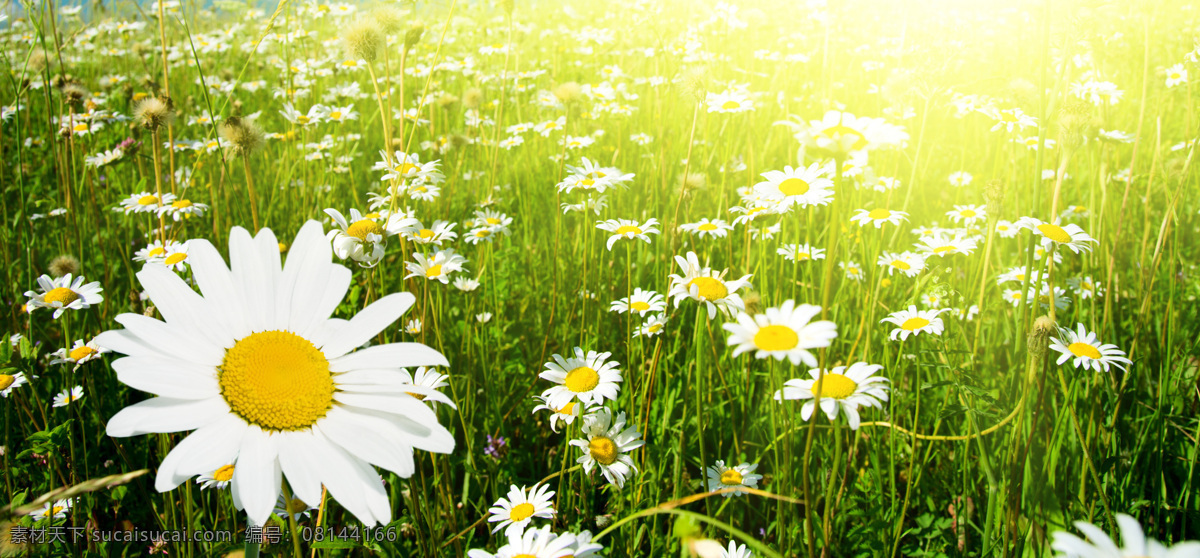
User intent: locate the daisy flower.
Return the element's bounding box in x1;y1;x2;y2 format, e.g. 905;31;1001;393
1051;513;1200;557
466;227;499;245
1165;63;1189;88
634;314;668;337
980;107;1037;133
877;252;925;277
454;277;481;292
376;150;444;184
97;221;456;526
405;249;468;284
995;220;1018;238
532;395;594;433
945;205;986;226
1068;276;1104;299
667;252;753;319
1049;323;1132;373
24;273;104;319
487;484;556;537
609;288;665;316
840;261;865;282
399;220;459;246
777;243;826;263
1;372;28;397
679;218;734;239
396;367;455;408
1037;285;1071;312
596;218;660;251
706;90;754;113
881;306;948;341
721;541;754;558
466;525;576;558
160;199;210;221
1016;217;1097;254
774;362;890;430
917;234;978;257
50;339;108;368
752;163;834;208
274;492;317;522
722;300;837;366
405;319;422;335
949;171;973;188
159;242;192;272
569;408;644;489
706;461;763;497
539;348;622;409
920;293;943;308
779;109;909;155
29;499;73;521
196;464;235;490
118;191;177;214
850;208;909;228
53;385;84;407
325;208;387;266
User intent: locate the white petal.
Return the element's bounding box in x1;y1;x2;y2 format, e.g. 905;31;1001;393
137;264;234;350
330;342;448;373
321;293;416;359
317;407;415;477
106;397;229;437
154;414;248;491
114;313;223;367
188;239;251;340
295;266;351;339
233;426;280;526
111;356;219;399
308;430;389;525
276;430;325;506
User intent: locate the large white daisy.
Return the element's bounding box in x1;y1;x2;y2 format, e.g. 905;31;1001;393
774;362;890;430
1049;323;1132;373
539;348;622;409
722;300;837;366
97;221;456;526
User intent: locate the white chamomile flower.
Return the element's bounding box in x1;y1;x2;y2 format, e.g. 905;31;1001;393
777;243;825;263
1051;513;1200;558
405;249;468;284
539;348;622;409
706;460;763;497
609;288;665;315
667;252;753;319
53;385;84;407
50;339;108;368
634;314;668;338
325;208;387;266
466;525;576;558
881;305;948;341
722;300;837;366
876;252;925;278
679;218;734;239
196;464;235;490
850;207;908;228
775;362;890;430
487;484;556;537
596;218;660;251
569;408;644;489
24;273;104;319
752;163;834;209
1049;323;1132;373
1016;217;1097;254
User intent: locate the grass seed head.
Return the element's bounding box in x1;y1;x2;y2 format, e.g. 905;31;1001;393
220;116;265;157
49;255;81;278
373;6;406;34
553;81;582;104
463;87;484;109
133;95;176;132
344;18;384;63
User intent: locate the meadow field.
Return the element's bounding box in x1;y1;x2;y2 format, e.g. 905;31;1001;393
1;0;1199;556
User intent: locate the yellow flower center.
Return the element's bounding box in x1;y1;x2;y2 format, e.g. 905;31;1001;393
514;555;536;558
172;200;193;209
138;194;159;205
416;229;435;240
778;177;810;196
720;469;744;485
346;219;383;240
330;111;342;120
1068;342;1101;359
486;217;502;225
630;301;650;312
69;346;96;361
564;366;600;393
1037;223;1072;244
73;123;88;132
811;373;857;399
796;252;810;261
213;464;235;482
901;317;930;331
1000;110;1019;123
399;163;419;175
475;230;491;238
648;323;663;333
218;330;334;431
868;208;891;220
163;253;188;266
891;260;911;270
557;401;576;415
425;264;443;278
0;375;13;390
588;436;619;465
687;277;728;301
960;209;977;218
721;100;740;110
753;325;799;352
296;115;310;125
821;124;868;150
698;223;717;231
44;287;80;306
509;502;536;522
933;246;956;254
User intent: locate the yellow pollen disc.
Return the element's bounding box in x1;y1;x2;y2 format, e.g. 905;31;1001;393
822;124;868;150
901;317;930;331
475;230;491;238
163;253;188;266
867;208;891;220
1037;223;1072;244
880;278;893;287
615;225;641;235
509;502;536;522
44;287;80;306
557;401;576;415
399;163;419;175
417;229;435;239
345;219;383;240
1000;111;1019;123
513;555;536;558
137;194;158;205
891;260;911;270
796;252;810;260
69;346;96;361
687;277;728;301
213;464;235;482
148;247;167;258
0;375;14;390
720;469;744;485
811;373;857;399
933;246;956;254
588;436;619;465
296;115;310;124
414;186;429;193
960;209;977;218
73;123;88;132
564;366;600;393
778;178;810;196
721;100;740;110
425;264;443;278
1068;342;1101;359
1171;73;1181;79
218;330;334;431
486;217;502;225
172;200;193;209
753;325;799;352
1074;206;1087;213
630;301;651;312
545;122;557;129
330;111;342;119
698;223;718;231
648;324;663;333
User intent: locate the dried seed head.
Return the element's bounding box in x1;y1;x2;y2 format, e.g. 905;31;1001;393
49;255;80;278
983;179;1004;217
28;50;49;72
373;6;406;34
436;93;459;109
553;82;581;104
61;83;89;109
463;88;484;109
404;20;425;51
133;96;176;131
1029;315;1056;360
343;18;384;63
681;65;710;101
219;116;265;157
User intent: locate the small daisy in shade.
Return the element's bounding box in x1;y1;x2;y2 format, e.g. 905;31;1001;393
532;395;595;433
1016;217;1097;254
466;227;499;245
488;484;556;537
1165;64;1189;88
706;90;754;113
570;408;644;489
476;313;494;324
567;531;605;557
1059;205;1090;220
405;249;468;284
634;314;668;338
540;348;622;409
467;525;576;558
118;191;177;214
1051;513;1200;557
53;385;84;407
1036;285;1071;312
610;288;665;315
850;207;909;228
720;541;754;558
160;199;209;221
679;218;734;239
1049;324;1132;373
196;464;235;490
134;239;182;264
1034;244;1064;263
50;339;108;368
24;273;104;319
945;205;987;226
596;218;660;251
1068;276;1104;299
877;252;925;278
397;367;456;408
273;492;317;522
1002;288;1030;307
775;362;890;429
777;243;826;263
722;300;837;366
840;261;865;282
706;461;763;497
405;319;422;335
158;242;192;273
995;219;1018;238
881;306;948;341
326;208;387;266
29;499;73;521
454;277;481;292
950;306;980;320
917;234;978;258
668;251;753;319
920;293;943;308
1;372;28;397
399;220;458;246
752;163;834;209
949;171;972;188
